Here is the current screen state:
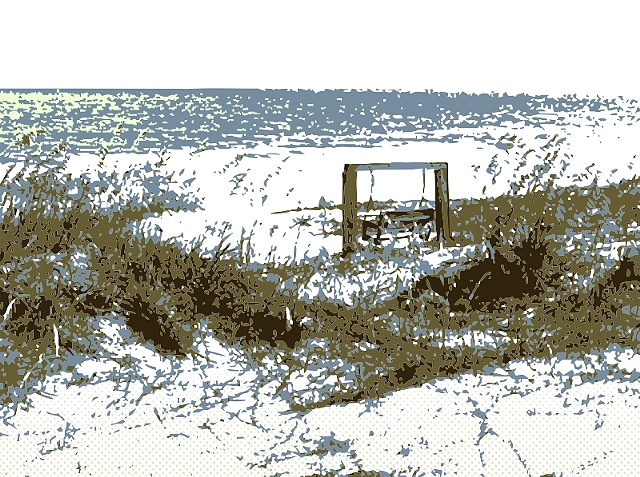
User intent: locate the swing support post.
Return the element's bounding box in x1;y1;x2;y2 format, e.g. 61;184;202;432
434;165;451;244
342;164;359;253
341;162;451;254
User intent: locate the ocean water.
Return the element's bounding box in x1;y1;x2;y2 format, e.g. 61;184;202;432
1;89;638;155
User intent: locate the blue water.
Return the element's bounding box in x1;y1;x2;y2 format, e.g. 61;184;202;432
0;89;637;156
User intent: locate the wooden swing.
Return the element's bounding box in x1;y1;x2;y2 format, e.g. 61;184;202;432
342;162;451;253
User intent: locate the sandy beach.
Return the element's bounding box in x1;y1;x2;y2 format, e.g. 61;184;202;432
2;90;640;476
1;323;639;476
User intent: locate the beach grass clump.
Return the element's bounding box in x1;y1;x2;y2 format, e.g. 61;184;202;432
0;137;238;403
426;177;640;362
0;142;310;406
282;169;640;408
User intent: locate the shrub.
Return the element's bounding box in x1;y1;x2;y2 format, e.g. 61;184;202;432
0;135;206;402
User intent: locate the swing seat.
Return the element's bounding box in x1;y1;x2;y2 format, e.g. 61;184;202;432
362;207;436;244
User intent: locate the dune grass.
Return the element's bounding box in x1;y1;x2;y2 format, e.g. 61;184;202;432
0;128;639;411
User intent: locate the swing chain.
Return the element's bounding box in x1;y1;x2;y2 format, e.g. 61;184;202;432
366;166;375;211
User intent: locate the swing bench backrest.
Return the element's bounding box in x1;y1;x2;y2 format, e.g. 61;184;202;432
384;208;435;224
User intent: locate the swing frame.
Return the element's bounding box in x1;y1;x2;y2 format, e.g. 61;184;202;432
341;162;451;253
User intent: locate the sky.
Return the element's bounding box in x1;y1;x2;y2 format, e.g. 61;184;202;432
0;1;636;98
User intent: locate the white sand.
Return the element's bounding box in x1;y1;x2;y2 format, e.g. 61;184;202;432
1;334;639;476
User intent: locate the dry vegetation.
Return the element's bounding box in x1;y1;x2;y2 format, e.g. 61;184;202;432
1;128;639;419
